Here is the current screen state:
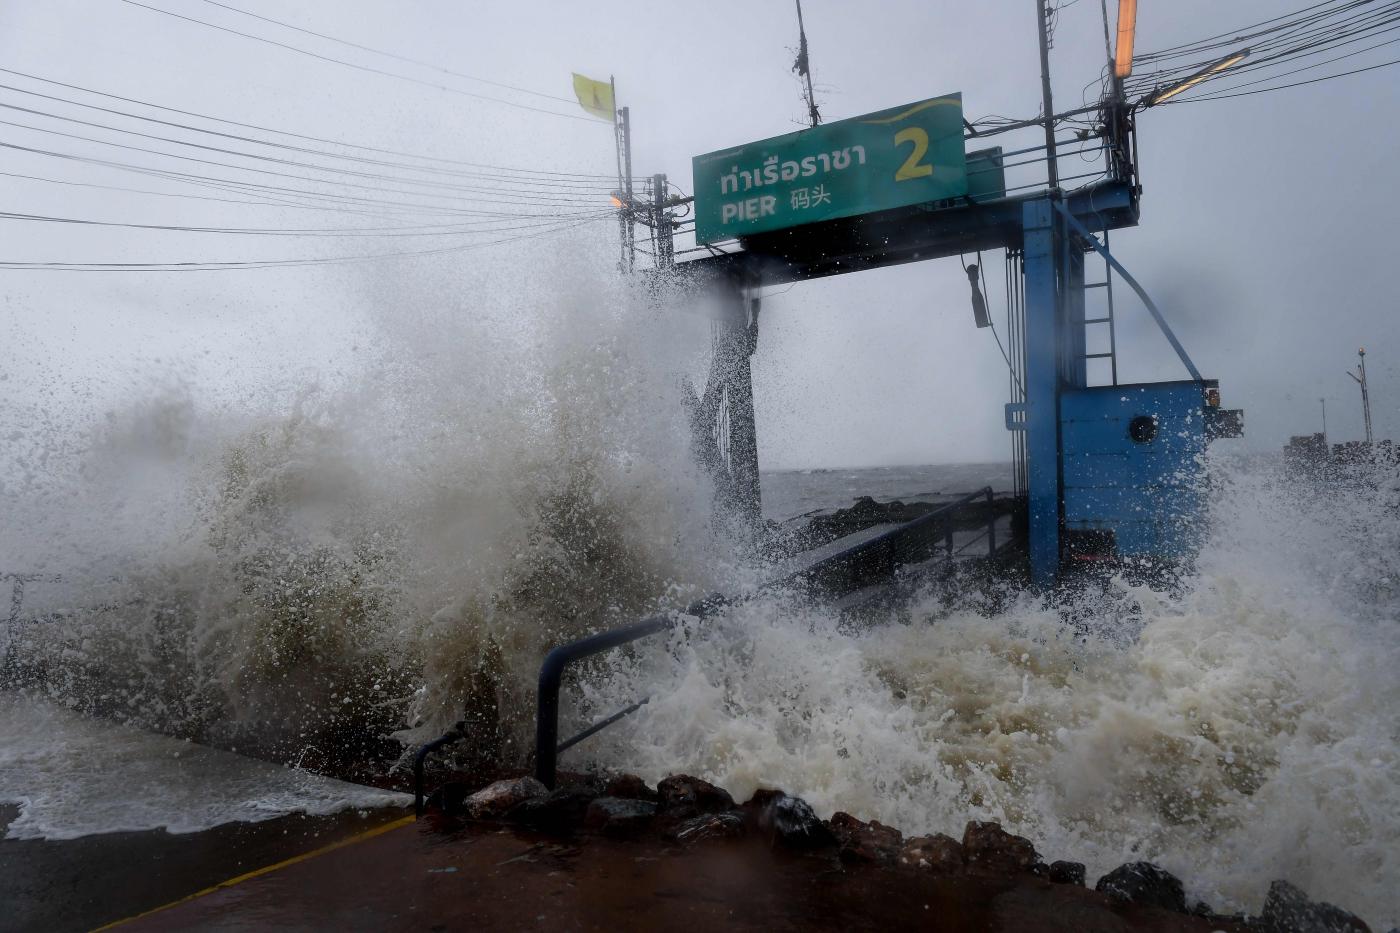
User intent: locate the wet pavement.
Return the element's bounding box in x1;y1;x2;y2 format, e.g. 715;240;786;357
29;814;1243;932
0;804;410;933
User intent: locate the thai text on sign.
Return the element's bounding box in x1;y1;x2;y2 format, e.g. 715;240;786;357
692;93;968;244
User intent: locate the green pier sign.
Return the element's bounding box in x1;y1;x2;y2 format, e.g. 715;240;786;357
693;93;969;244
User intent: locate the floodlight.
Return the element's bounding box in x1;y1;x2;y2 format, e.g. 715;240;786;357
1143;49;1250;106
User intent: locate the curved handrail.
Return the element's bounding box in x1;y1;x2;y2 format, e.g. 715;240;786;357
531;487;998;787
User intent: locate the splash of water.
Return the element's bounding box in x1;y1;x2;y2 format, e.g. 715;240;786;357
578;456;1400;926
2;240;726;763
2;240;1395;925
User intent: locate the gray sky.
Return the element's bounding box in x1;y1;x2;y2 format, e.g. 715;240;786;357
2;0;1396;470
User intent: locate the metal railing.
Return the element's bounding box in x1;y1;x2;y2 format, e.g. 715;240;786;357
411;488;1001;804
531;487;998;788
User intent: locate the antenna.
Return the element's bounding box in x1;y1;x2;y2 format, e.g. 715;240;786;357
793;0;820;127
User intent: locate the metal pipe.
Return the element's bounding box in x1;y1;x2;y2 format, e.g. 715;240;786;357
413;723;465;816
1052;201;1202;381
532;489;996;787
535;611;693;788
557;697;651;754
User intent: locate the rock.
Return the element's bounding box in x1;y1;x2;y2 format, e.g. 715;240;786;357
1094;862;1186;914
1048;860;1086;886
1259;880;1371;933
961;821;1039;875
508;786;598;833
656;775;734;813
463;777;547;820
583;796;657;837
603;773;659;802
830;812;903;865
898;834;964;873
424;781;471;814
664;811;746;845
746;789;837;849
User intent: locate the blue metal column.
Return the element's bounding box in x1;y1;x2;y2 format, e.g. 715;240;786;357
1064;245;1087;389
1022;197;1061;587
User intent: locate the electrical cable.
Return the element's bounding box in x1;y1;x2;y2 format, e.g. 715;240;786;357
0;104;613;203
1126;0;1400;94
115;0;601;123
0;80;623;190
0;119;610;210
0;67;616;178
0;169;319;211
1166;31;1400;97
193;0;577;104
1134;0;1366;63
0;213;612;271
0;209;614;237
963;248;1025;396
1164;52;1400;100
0;140;607;220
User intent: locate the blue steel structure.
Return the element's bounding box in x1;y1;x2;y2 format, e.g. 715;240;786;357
1061;381;1212;560
675;128;1241;586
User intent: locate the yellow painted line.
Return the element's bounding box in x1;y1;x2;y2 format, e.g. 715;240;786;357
91;813;417;931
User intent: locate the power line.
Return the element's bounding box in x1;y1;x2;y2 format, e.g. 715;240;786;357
1134;0;1366;63
0;118;610;210
0;80;623;191
1;140;606;220
193;0;576;105
0;67;615;178
0;100;614;203
1127;0;1387;88
1164;52;1400;101
0;209;613;237
115;0;601;123
0;169;317;211
1171;32;1400;97
1127;1;1400;91
0;213;612;271
1;169;608;223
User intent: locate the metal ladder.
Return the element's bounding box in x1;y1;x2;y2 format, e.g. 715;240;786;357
1081;228;1119;385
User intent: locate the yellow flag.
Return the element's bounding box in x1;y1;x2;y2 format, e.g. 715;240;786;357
572;73;615;123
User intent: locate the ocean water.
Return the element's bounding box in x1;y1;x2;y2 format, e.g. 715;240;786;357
2;243;1396;926
581;455;1400;924
761;463;1014;523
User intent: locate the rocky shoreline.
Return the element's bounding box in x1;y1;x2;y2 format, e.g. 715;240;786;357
428;772;1374;932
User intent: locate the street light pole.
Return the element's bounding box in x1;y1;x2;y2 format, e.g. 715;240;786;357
1320;397;1327;444
1346;347;1373;445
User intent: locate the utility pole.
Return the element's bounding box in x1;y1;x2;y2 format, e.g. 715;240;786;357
610;77;623;273
793;0;820;127
619;104;635;273
609;77;636;274
652;173;675;269
1320;396;1327;444
1346;347;1373;444
1036;0;1060;188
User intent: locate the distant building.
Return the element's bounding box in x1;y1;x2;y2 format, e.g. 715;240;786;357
1284;433;1397;480
1283;433;1328;477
